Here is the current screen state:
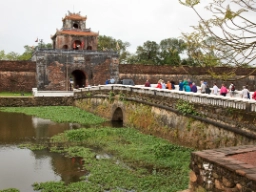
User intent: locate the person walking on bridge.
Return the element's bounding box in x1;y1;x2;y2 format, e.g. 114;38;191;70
179;80;184;91
241;86;250;99
156;80;162;89
200;81;206;94
212;83;219;95
220;84;228;96
145;80;151;87
252;90;256;100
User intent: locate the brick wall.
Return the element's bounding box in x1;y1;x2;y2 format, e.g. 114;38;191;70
0;61;36;92
1;60;256;92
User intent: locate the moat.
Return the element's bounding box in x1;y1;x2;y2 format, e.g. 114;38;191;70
0;111;86;191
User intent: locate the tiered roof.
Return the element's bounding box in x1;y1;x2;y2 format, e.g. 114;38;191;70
62;12;87;21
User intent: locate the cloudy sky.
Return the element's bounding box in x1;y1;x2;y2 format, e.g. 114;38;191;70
0;0;209;54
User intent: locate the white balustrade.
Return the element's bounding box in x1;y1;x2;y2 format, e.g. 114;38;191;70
74;84;256;112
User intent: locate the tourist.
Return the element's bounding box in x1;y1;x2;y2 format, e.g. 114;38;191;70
191;82;197;93
145;80;151;87
161;80;166;89
229;82;236;97
183;78;188;90
105;79;110;85
200;81;206;94
188;79;192;88
184;84;191;92
156;80;162;89
166;81;172;90
246;85;250;99
212;83;219;95
179;80;184;91
110;78;115;84
205;82;211;94
171;81;175;90
252;90;256;100
220;84;228;96
241;86;250;99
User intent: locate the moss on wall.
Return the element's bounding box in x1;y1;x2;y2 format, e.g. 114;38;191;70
74;93;256;150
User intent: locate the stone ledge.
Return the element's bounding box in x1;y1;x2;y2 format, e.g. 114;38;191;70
191;145;256;191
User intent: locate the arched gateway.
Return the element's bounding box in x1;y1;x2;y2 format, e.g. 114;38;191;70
71;70;86;88
33;11;119;91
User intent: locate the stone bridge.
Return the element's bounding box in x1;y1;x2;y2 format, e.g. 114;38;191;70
73;84;256;150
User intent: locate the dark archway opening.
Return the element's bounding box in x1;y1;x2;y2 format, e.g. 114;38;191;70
71;70;86;88
86;46;92;50
73;23;79;29
112;107;123;127
62;45;68;49
73;40;81;50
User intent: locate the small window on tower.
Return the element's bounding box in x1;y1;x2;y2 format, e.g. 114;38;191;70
73;23;79;29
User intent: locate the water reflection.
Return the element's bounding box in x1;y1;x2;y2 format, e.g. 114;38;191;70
0;146;86;192
0;111;74;144
0;111;85;192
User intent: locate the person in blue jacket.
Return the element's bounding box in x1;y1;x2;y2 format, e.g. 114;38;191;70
179;80;184;91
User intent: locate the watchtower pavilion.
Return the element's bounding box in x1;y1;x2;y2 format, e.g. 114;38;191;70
51;11;98;51
33;11;119;91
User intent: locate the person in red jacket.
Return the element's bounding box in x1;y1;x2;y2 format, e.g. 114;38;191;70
252;91;256;100
156;80;162;89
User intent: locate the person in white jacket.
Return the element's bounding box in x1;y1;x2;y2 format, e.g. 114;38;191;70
241;86;250;99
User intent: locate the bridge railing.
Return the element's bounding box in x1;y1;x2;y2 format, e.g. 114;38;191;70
74;84;256;112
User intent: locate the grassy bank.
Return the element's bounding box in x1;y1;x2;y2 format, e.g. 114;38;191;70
0;106;192;192
0;106;106;125
0;92;32;97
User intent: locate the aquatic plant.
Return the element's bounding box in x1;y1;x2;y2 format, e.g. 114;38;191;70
46;127;192;191
0;106;106;125
0;106;192;191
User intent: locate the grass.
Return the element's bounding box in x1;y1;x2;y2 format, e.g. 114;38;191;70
0;92;32;97
0;106;106;125
38;127;193;192
0;106;193;192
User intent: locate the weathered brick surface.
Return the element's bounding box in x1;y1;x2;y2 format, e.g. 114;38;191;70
0;61;36;92
1;60;256;92
190;146;256;192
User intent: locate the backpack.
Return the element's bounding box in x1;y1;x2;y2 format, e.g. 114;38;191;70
231;85;235;91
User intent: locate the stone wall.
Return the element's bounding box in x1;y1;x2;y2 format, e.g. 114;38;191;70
0;60;36;92
1;59;256;92
190;146;256;191
119;65;256;91
33;49;119;90
0;96;74;107
74;89;256;149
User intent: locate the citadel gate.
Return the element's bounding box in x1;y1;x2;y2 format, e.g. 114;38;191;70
33;11;119;91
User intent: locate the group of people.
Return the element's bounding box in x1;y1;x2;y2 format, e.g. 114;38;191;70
149;79;176;90
145;79;256;100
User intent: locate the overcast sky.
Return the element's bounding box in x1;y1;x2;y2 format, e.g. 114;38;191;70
0;0;209;54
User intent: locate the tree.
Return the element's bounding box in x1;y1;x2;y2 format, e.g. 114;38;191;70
0;50;5;60
5;52;20;60
182;32;222;66
97;35;130;64
159;38;187;65
179;0;256;67
136;41;160;64
18;45;35;60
